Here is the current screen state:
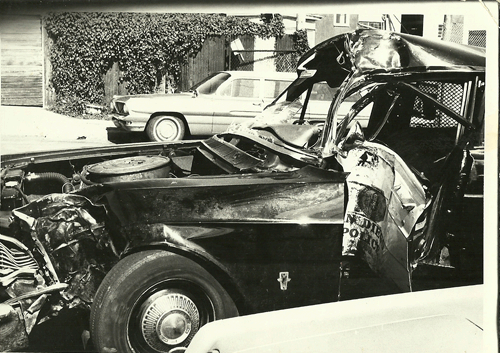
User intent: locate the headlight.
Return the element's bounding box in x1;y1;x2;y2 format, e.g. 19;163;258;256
112;102;129;115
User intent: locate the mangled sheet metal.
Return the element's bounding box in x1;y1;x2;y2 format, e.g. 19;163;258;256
297;29;486;79
348;30;486;73
13;194;117;306
337;125;427;291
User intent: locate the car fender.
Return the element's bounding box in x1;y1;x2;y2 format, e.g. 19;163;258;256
119;223;246;312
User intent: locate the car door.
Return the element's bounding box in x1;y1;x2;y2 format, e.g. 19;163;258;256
211;77;263;133
262;78;293;106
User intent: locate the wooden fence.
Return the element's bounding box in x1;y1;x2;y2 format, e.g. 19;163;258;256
179;36;226;92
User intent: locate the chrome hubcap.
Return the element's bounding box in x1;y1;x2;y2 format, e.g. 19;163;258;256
140;292;199;352
156;119;180;141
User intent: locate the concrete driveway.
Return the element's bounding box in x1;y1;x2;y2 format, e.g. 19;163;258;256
1;106;115;155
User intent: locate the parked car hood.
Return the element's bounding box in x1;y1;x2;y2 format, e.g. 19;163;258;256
186;284;483;353
113;91;195;103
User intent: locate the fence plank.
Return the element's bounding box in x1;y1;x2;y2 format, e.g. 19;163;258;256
103;62;129;105
179;36;225;91
2;77;43;87
1;97;43;106
1;33;42;48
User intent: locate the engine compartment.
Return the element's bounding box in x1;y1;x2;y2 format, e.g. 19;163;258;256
0;129;320;233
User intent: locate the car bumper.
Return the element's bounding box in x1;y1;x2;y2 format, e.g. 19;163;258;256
111;115;146;132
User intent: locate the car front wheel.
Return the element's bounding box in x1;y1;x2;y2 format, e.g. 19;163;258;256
146;115;186;142
90;250;238;353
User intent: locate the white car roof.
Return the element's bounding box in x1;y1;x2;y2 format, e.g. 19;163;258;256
220;70;297;80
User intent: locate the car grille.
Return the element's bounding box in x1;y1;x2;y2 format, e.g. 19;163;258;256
115;102;127;114
0;240;38;285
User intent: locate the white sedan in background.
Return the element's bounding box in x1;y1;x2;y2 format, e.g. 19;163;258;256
110;71;295;141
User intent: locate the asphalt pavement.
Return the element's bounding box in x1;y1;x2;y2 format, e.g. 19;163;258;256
1;105;115;155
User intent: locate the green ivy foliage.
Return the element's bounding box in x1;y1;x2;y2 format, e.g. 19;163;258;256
292;29;310;55
44;12;285;116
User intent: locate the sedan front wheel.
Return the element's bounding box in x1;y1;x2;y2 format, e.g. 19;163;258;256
90;250;238;353
146;115;186;142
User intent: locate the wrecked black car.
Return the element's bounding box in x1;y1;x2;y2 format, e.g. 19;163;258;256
0;29;484;353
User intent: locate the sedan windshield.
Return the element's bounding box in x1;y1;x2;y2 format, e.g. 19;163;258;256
189;72;231;94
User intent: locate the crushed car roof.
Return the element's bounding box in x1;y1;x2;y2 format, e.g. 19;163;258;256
297;29;485;84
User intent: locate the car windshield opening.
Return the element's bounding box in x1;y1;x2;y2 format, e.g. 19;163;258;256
260;80;340;125
189;72;231;94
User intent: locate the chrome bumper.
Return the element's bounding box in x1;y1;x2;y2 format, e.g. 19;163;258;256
111;115;146;132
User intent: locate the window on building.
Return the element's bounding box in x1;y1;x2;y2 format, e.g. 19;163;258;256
468;30;486;48
334;14;349;26
358;21;384;30
437;24;444;39
401;14;424;36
